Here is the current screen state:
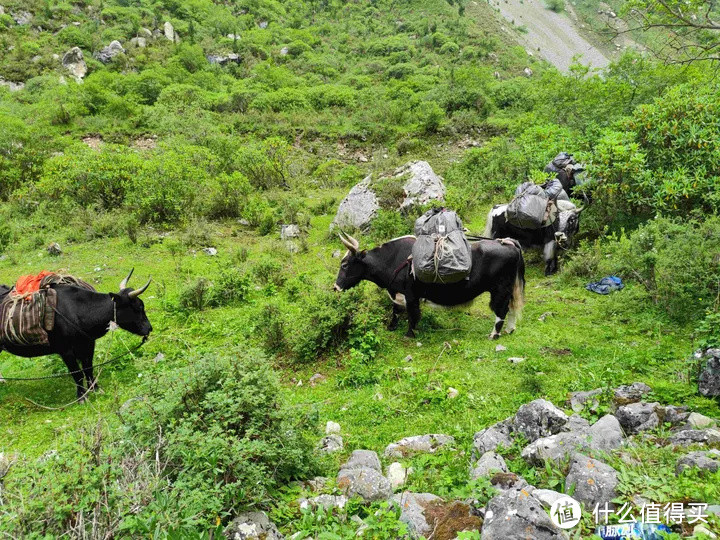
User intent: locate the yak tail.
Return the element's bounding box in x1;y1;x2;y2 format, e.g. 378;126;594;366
483;208;495;238
509;248;525;319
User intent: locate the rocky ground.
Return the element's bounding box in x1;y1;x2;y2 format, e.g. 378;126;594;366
225;353;720;539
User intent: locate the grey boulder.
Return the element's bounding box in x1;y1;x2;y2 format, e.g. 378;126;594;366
62;47;87;81
513;399;569;443
569;388;602;413
317;434;343;453
472;418;514;456
522;414;623;465
337;467;391;502
669;428;720;446
224;511;283;539
532;488;566;510
565;455;618;508
612;382;651;406
470;451;508;480
95;40;125;63
384;434;455;458
482;488;567;539
396;161;446;211
699;349;720;397
391;491;442;537
332;175;379;231
676;450;720;475
298;494;348;511
615;402;661;434
341;449;381;472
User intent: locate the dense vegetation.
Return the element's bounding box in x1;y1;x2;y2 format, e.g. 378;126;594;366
0;0;719;537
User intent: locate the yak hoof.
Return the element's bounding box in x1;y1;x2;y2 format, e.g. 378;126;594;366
387;322;398;331
404;330;416;339
488;332;500;340
504;328;515;335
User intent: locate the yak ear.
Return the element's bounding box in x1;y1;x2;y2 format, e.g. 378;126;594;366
358;250;367;259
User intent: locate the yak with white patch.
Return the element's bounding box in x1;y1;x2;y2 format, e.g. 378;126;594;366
484;202;584;275
333;233;525;339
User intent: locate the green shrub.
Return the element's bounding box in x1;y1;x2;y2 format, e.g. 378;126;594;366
202;172;252;219
417;101;445;134
251;88;310;112
208;268;252;307
565;217;720;323
544;0;564;12
235;137;291;189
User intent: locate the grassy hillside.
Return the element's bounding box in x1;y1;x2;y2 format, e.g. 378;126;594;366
1;0;719;537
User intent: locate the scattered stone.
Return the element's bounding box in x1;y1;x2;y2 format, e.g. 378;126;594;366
258;21;268;29
153;353;164;363
384;434;455;458
508;357;525;364
404;355;413;362
424;500;484;539
139;28;153;39
227;33;240;40
693;524;717;539
280;46;289;56
62;47;87;81
447;387;459;399
11;10;31;25
317;434;343;453
565;414;591;432
309;373;325;386
332;175;380;231
698;349;720;397
239;218;250;226
396;161;446;212
523;67;533;77
472;419;514;456
299;494;348;511
284;241;299;254
470;451;508;480
612;382;651;406
94;40;125;63
129;37;147;48
207;53;241;65
495;344;507;352
341;449;382;472
538;311;554;322
565;455;618;508
0;78;24;92
663;405;690;426
522;414;623;465
280;224;300;240
675;449;720;475
303;476;328;492
532;488;565;510
668;428;720;446
615;402;661;434
482;488;565;539
386;462;410;490
687;412;717;429
513;399;569;443
392;492;442;537
47;242;62;255
569;388;602;413
163;21;175;41
332;249;341;258
325;421;340;435
337;467;391;502
202;247;218;256
224;511;283;540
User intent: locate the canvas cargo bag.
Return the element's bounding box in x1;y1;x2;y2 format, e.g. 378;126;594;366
506;182;551;229
412;208;472;284
0;288;58;347
544;152;575;173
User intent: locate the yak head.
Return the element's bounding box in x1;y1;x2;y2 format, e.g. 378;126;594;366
110;269;153;337
333;232;367;292
554;206;585;248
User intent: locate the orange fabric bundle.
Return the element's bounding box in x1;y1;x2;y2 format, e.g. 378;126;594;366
14;271;56;299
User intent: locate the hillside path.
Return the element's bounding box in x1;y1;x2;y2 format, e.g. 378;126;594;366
489;0;610;71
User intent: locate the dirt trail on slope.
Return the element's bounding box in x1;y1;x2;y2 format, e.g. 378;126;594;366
489;0;610;71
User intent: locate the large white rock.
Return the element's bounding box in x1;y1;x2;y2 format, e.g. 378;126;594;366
163;21;175;41
332;175;379;231
396;161;446;211
62;47;87;81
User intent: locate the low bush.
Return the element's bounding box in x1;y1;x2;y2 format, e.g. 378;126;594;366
564;217;720;323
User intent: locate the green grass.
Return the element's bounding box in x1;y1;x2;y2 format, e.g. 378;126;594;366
2;196;717;460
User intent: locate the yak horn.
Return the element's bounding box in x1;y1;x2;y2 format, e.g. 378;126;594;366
339;231;359;253
128;278;151;298
119;268;134;290
575;206;586;214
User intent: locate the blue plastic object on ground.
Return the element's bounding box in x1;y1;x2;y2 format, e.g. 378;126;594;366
586;276;624;295
596;523;672;539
